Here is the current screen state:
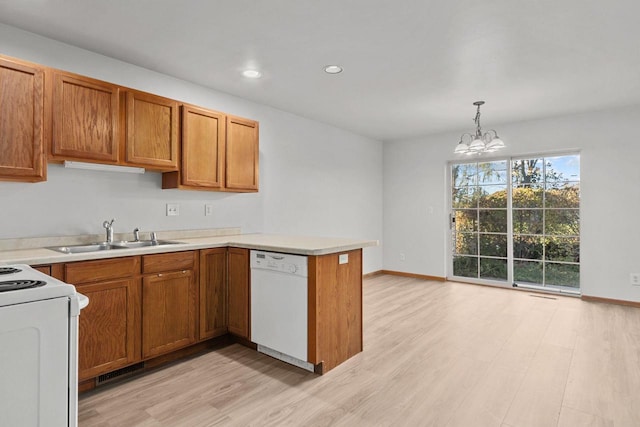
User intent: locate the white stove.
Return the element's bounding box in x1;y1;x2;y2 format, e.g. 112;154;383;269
0;264;88;427
0;265;76;305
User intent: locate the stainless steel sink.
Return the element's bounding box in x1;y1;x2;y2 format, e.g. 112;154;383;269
49;240;182;254
111;240;181;248
49;242;126;254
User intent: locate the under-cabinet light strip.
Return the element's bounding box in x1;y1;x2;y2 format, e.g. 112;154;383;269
63;161;145;174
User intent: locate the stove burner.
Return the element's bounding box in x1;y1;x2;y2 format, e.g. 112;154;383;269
0;279;46;292
0;267;22;275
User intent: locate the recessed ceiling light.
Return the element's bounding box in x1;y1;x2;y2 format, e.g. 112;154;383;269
324;65;343;74
242;69;262;78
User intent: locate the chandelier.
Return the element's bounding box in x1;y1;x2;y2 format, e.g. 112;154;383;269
454;101;505;155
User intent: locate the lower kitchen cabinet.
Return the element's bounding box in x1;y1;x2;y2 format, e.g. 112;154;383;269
199;248;228;340
141;251;197;358
76;278;141;380
308;249;363;373
227;247;250;339
32;263;64;280
64;257;142;381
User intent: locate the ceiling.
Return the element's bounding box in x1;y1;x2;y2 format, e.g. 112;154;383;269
1;0;639;141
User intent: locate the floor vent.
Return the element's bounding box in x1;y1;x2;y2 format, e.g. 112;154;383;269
529;294;558;300
96;362;144;386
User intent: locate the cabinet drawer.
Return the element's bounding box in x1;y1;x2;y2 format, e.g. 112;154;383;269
142;251;195;274
65;257;141;284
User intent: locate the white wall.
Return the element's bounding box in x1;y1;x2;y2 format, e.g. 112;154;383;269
384;105;640;302
0;24;383;273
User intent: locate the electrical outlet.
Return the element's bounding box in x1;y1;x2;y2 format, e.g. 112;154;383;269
205;204;213;216
400;253;405;261
166;203;179;216
631;273;640;286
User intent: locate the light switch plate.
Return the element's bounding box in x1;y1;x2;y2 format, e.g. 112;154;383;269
339;254;349;264
205;204;213;216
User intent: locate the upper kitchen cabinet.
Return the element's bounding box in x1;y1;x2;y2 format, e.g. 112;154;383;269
226;115;259;192
162;109;259;193
125;90;179;171
163;104;225;190
49;70;120;163
0;56;46;182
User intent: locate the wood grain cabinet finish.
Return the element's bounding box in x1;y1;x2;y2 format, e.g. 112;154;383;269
64;257;142;381
142;269;196;358
162;105;225;190
225;115;259;192
308;249;363;373
199;248;228;340
227;247;250;339
50;71;120;163
141;251;197;358
163;108;259;193
125;90;178;171
76;278;141;380
32;263;64;280
0;56;46;182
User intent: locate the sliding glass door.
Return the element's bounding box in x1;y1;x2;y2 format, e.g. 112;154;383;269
450;154;580;290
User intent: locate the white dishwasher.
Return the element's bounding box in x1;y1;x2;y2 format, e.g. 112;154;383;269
250;250;313;371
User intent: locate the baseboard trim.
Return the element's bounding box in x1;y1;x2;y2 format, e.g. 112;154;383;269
363;270;384;278
581;295;640;308
380;270;446;282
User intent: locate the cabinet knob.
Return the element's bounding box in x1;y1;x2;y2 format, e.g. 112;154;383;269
182;270;187;274
158;273;163;277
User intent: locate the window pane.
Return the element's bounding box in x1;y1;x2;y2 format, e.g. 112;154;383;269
454;210;477;232
479;234;507;257
545;183;579;208
512;186;543;208
479;184;507;208
514;260;543;284
453;163;478;187
545;209;580;236
452;186;479;209
545;155;580;182
513;235;543;260
478;161;508;184
453;256;478;278
512;158;543;188
545;237;580;262
513;209;543;235
479;210;507;233
545;263;580;288
480;258;507;281
454;233;478;255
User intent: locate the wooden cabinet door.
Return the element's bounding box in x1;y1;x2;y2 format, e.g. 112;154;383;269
199;248;228;340
225;115;258;192
51;71;120;162
77;278;141;380
0;56;46;182
227;247;250;339
181;105;225;188
142;269;196;358
125;90;178;170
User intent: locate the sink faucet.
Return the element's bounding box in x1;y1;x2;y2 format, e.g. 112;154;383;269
133;227;140;242
103;219;115;243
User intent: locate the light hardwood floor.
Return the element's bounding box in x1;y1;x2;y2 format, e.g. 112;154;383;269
79;275;640;426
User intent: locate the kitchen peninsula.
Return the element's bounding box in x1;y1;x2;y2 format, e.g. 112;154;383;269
0;229;377;390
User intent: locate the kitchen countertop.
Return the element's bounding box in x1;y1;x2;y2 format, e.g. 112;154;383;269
0;232;378;266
